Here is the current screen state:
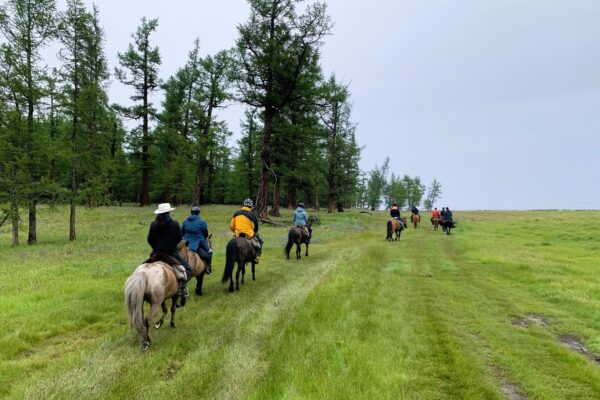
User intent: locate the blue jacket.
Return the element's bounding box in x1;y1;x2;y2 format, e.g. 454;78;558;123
182;214;209;253
293;207;309;226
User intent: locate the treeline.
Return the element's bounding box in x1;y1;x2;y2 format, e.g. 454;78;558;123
358;157;443;211
0;0;362;246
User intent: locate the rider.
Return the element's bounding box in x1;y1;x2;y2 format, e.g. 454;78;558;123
390;202;406;228
445;207;453;222
230;198;263;263
147;203;191;298
293;202;311;242
431;207;441;224
182;206;212;275
440;207;447;221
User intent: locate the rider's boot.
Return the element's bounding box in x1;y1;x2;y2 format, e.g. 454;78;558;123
179;280;189;298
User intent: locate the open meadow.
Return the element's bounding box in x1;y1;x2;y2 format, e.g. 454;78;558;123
1;206;600;399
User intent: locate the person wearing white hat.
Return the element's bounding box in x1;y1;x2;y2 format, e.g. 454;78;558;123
147;203;191;298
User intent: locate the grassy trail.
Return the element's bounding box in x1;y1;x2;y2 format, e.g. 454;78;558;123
2;207;600;399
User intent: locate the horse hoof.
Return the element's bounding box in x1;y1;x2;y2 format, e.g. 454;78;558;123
155;321;162;329
170;322;176;328
195;291;202;296
142;341;150;351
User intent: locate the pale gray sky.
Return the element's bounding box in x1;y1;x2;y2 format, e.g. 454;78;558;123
58;0;600;210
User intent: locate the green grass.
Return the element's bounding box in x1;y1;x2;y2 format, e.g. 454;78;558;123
1;207;600;399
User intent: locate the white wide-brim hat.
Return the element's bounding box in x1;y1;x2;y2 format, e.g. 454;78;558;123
154;203;176;214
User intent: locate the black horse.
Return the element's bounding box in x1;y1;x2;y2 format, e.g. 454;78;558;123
221;237;257;292
285;225;311;259
440;219;456;235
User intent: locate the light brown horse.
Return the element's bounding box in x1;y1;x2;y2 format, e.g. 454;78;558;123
124;240;208;350
432;216;440;231
386;217;406;241
411;213;420;228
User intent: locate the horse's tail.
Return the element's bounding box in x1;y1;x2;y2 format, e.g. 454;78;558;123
222;239;237;283
124;271;147;340
386;220;392;239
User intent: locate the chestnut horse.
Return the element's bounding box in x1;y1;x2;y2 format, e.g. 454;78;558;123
432;217;440;231
386;217;406;241
411;213;420;228
124;240;208;350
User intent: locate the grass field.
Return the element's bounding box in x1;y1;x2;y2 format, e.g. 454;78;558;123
1;206;600;399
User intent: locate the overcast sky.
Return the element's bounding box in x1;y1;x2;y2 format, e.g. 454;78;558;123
56;0;600;210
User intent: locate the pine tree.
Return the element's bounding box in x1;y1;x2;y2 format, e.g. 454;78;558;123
233;0;332;219
114;17;161;206
0;0;57;244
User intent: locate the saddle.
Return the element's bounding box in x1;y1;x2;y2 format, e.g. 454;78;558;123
145;253;187;281
237;234;261;250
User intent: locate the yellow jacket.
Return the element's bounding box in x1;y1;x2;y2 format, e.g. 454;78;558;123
230;207;258;238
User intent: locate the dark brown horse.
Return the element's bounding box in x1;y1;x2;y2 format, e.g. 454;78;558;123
124;240;208;350
411;213;420;228
221;236;257;292
386;217;406;241
441;219;455;235
285;225;311;259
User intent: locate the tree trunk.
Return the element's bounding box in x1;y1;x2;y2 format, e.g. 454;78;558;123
69;201;76;241
270;177;281;217
28;202;37;244
327;178;335;213
11;201;18;247
27;46;37;245
256;107;274;220
191;159;207;205
140;48;150;206
287;187;297;209
246;119;254;199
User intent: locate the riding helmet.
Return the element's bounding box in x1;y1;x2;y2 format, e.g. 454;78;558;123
243;198;254;208
191;206;201;215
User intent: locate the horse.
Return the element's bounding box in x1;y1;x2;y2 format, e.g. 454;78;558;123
411;213;420;228
441;219;455;235
432;216;440;231
285;225;311;260
386;217;406;241
124;240;208;350
221;236;257;293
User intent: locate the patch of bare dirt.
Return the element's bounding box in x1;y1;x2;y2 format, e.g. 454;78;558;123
492;366;527;400
501;380;527;400
559;334;600;364
512;313;548;328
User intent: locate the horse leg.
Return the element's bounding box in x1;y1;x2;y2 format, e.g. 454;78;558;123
305;242;309;257
155;301;168;329
252;262;256;281
170;297;177;328
235;262;242;290
296;242;301;259
143;301;161;349
195;273;204;296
